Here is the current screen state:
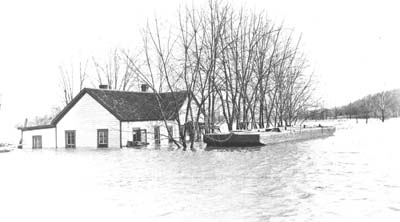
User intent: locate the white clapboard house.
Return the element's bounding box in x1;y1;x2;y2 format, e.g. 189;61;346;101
20;86;187;149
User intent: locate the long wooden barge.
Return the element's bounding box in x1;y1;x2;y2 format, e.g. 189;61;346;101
203;126;336;148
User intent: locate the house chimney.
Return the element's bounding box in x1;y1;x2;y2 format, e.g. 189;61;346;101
141;84;149;92
99;84;109;89
24;118;28;128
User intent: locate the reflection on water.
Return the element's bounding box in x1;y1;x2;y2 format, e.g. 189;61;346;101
1;118;400;222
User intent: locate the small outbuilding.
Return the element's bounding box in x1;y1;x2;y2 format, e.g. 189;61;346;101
20;87;187;149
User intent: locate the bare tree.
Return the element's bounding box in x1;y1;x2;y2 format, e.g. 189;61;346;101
373;90;393;122
125;0;316;150
93;48;137;91
126;17;193;150
59;60;88;105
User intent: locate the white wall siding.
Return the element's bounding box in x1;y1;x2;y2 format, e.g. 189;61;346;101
22;128;55;149
56;94;120;149
121;120;178;147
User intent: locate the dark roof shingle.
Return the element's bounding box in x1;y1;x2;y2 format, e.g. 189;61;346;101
52;88;187;124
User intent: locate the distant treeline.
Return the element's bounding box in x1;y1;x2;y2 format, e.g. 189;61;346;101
308;89;400;122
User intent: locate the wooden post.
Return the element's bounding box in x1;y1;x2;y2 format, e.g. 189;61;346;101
55;126;58;149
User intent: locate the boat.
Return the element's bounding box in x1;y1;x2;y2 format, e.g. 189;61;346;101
203;126;336;148
0;145;14;153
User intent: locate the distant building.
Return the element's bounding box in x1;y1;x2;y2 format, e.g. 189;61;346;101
19;87;187;149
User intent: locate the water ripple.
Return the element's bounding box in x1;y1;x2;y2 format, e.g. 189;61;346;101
1;118;400;221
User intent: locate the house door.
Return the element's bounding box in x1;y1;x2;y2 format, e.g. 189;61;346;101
167;125;173;142
32;136;42;149
133;128;141;142
97;129;108;148
132;128;147;144
154;126;160;144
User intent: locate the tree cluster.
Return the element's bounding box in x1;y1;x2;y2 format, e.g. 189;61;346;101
308;89;400;123
125;1;315;149
57;1;315;150
59;49;137;106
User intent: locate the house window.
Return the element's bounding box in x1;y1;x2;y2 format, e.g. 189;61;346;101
97;129;108;148
154;126;160;144
32;136;42;149
167;125;173;142
65;130;76;148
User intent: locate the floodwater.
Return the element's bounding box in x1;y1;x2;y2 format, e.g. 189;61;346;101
1;118;400;222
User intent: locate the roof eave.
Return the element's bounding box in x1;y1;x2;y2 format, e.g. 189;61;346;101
20;124;55;131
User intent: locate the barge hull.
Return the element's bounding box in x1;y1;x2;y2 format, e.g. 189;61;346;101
259;127;336;145
203;133;262;147
203;127;336;148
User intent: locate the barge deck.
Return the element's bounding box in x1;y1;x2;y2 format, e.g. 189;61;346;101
204;126;336;148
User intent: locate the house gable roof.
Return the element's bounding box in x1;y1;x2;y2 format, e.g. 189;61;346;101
51;88;187;125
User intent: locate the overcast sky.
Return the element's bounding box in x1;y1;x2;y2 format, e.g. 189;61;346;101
1;0;399;142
